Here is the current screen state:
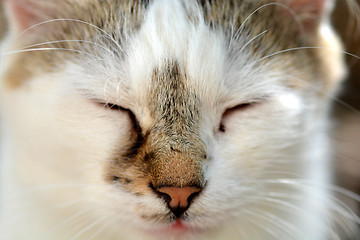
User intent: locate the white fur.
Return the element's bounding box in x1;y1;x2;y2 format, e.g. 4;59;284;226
0;0;353;239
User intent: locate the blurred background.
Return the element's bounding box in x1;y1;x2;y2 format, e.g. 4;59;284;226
332;0;360;216
0;0;359;221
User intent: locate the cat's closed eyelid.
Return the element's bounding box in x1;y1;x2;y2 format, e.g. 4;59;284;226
102;102;129;111
218;101;262;133
96;101;142;133
91;99;129;112
222;103;255;117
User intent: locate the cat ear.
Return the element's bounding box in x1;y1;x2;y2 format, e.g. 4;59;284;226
281;0;333;33
3;0;54;33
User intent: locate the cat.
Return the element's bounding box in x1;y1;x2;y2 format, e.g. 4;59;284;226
0;0;359;239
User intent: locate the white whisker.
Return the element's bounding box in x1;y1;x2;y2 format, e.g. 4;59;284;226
69;215;108;240
15;18;124;55
1;183;94;202
17;39;113;55
39;206;96;240
235;2;304;40
3;48;103;60
259;179;360;204
242;210;282;238
258;46;360;66
250;208;300;237
239;30;268;52
87;220;113;240
2;198;88;232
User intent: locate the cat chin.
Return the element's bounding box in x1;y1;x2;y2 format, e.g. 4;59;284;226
116;209;225;240
135;217;251;240
136;219;209;240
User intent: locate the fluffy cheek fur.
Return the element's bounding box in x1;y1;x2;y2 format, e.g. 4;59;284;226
0;70;174;235
0;74;143;237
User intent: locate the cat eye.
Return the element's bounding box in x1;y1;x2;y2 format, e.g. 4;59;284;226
219;102;257;133
102;102;128;112
97;101;141;131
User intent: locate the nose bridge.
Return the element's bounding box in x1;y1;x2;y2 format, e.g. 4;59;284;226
146;60;206;188
146;130;206;188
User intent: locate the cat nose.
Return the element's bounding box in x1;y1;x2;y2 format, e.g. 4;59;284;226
153;186;202;218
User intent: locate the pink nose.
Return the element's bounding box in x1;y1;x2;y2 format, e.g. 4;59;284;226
155;186;202;217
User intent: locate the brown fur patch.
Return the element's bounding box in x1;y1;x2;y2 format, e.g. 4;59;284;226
198;0;323;49
197;0;325;88
3;0;150;88
3;0;325;90
145;61;206;188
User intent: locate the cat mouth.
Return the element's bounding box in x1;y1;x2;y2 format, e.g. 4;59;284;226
170;219;189;231
141;218;205;239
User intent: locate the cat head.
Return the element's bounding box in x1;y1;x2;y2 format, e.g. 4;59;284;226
1;0;347;239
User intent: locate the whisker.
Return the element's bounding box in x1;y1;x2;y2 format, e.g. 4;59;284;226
39;206;96;240
239;30;268;52
1;183;95;202
246;178;360;233
103;76;115;103
246;194;355;239
241;209;282;238
69;215;108;240
87;220;113;240
269;190;359;224
3;47;103;60
17;39;113;55
235;2;304;40
258;46;360;65
258;179;360;204
249;208;301;237
1;198;88;233
15;18;124;55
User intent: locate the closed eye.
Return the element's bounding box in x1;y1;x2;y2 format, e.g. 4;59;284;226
97;102;141;132
102;102;128;111
219;102;258;133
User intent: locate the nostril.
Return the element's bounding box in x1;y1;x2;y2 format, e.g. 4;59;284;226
151;184;202;217
155;190;172;205
150;184;172;205
187;191;201;205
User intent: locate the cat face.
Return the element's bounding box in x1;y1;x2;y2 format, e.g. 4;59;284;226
0;0;350;239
